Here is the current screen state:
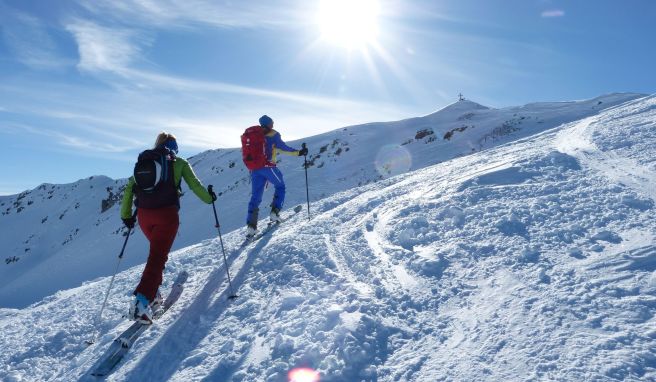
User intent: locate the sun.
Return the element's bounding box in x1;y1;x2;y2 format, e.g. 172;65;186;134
317;0;380;49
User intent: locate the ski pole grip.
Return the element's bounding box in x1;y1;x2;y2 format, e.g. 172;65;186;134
208;184;213;193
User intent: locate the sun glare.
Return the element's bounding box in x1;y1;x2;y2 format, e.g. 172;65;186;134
317;0;380;49
288;367;320;382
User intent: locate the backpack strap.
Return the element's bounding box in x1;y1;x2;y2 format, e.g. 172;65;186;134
161;153;168;182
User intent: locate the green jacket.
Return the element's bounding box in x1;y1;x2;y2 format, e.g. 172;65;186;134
120;157;213;219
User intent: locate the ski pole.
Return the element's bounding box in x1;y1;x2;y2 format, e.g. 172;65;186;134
208;185;238;300
86;212;136;345
302;143;311;221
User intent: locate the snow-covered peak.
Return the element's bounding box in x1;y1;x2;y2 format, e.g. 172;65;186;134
430;99;491;115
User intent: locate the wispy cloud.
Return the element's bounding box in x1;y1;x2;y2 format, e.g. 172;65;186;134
57;134;132;153
541;9;565;18
5;2;414;157
65;19;149;73
74;0;303;30
0;9;70;69
1;120;136;153
122;67;385;111
1;70;413;153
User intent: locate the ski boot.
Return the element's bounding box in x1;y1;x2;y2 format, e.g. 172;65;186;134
270;206;282;224
129;293;153;324
246;223;258;239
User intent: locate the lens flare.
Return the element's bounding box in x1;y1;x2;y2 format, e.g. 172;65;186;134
375;144;412;178
288;367;320;382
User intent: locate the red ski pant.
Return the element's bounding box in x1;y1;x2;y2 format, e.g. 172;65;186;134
134;206;179;302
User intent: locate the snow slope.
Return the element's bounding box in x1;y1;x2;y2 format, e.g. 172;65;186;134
0;93;643;308
1;94;655;381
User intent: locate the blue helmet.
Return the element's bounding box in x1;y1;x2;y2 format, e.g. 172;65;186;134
259;115;273;128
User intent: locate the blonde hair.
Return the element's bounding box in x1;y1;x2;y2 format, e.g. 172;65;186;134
154;132;177;148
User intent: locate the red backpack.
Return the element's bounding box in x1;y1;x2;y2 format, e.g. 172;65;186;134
241;126;268;170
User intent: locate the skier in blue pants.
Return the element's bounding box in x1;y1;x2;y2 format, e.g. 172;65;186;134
246;115;308;237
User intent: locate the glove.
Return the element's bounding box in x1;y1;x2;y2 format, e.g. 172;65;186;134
122;216;136;229
208;184;217;201
298;147;308;156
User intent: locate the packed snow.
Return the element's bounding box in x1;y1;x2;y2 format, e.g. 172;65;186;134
1;94;655;381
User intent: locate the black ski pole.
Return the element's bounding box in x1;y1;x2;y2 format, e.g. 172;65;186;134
302;143;310;221
87;211;136;345
209;185;238;300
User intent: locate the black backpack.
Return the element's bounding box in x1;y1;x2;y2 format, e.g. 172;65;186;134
133;147;179;209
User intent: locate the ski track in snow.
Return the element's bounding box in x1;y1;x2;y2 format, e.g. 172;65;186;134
556;98;656;202
1;94;656;381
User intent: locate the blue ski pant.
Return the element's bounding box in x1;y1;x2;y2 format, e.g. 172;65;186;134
247;166;285;226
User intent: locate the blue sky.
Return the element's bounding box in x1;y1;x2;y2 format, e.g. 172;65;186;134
1;0;655;195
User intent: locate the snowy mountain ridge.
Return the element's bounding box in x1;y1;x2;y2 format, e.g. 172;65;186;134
0;94;655;381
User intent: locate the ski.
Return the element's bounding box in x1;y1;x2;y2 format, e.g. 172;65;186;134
90;271;189;377
241;205;302;247
241;222;281;247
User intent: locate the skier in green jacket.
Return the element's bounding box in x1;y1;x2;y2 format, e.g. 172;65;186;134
120;132;216;323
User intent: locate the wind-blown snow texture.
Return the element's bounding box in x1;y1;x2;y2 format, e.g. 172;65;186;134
1;94;656;381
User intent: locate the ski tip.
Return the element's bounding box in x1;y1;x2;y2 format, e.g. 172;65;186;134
293;205;303;213
84;340;95;346
228;294;239;300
